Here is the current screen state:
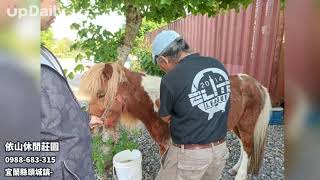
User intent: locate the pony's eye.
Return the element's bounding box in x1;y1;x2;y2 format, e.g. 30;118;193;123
97;93;105;99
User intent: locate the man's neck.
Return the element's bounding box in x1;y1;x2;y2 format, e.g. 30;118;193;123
177;51;195;62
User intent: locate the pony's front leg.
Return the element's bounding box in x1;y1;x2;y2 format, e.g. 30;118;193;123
234;143;249;180
229;138;243;176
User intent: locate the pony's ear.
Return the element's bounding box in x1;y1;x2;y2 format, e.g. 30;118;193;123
103;64;113;80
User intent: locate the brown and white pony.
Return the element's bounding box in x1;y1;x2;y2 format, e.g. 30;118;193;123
79;63;271;180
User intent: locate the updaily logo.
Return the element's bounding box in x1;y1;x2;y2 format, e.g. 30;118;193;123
6;5;57;19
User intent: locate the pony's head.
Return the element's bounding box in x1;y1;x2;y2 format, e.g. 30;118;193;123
79;63;126;126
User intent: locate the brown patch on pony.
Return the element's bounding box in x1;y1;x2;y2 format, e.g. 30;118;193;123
103;63;113;80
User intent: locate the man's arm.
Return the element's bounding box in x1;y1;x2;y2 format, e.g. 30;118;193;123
159;79;174;124
156;98;172;124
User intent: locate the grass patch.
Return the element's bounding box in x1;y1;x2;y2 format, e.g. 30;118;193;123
92;135;109;175
91;127;141;176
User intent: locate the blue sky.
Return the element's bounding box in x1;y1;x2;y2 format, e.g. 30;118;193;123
51;12;125;40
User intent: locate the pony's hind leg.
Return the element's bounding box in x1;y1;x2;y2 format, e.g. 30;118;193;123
228;138;243;176
235;133;251;180
235;143;249;180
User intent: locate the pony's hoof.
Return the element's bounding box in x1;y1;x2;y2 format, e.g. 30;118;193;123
234;173;247;180
228;169;237;176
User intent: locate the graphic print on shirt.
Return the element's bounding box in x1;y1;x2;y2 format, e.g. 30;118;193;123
188;68;230;120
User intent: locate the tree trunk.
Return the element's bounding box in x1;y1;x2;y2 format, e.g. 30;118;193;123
117;4;142;65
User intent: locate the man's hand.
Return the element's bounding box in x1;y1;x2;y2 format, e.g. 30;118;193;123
89;116;103;130
155;98;160;109
161;115;172;124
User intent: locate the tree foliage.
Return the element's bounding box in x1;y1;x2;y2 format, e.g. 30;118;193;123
41;29;54;49
69;23;124;63
280;0;285;9
41;29;85;79
60;0;253;65
62;0;252;22
41;29;78;58
130;19;165;76
54;38;78;58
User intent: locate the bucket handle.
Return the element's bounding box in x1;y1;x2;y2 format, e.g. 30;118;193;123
113;165;118;180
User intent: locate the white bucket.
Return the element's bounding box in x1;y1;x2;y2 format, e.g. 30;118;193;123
113;149;142;180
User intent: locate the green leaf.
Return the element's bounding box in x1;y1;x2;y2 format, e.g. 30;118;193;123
103;30;112;38
70;23;80;30
85;51;91;59
67;72;74;79
74;64;85;73
63;69;68;76
160;0;171;5
75;54;83;63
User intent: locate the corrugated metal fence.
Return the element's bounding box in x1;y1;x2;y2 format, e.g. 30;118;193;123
146;0;284;105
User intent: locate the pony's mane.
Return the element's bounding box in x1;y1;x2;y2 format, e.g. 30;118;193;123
79;63;126;108
79;63;105;98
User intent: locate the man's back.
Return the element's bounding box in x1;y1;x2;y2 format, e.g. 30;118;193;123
159;53;231;144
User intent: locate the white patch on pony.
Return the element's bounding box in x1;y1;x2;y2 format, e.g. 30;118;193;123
120;112;141;129
235;145;249;180
237;74;249;81
229;138;243;175
238;74;243;81
254;87;271;148
141;75;161;111
238;73;249;77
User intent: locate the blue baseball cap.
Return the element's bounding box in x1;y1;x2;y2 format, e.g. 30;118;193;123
151;30;182;64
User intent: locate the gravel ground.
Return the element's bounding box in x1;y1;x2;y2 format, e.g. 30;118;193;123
223;125;285;180
106;125;284;180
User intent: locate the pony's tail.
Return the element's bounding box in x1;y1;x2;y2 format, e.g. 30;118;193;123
249;86;272;175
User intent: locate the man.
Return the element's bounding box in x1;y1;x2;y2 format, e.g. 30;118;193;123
40;0;102;179
153;30;230;180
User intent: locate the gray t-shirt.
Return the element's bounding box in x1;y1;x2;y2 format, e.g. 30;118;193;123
159;53;231;144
